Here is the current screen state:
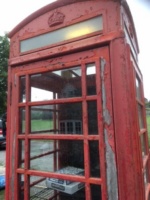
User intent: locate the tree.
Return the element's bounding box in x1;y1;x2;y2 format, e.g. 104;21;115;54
0;34;9;116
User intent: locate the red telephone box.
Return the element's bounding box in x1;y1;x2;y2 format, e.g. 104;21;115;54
6;0;150;199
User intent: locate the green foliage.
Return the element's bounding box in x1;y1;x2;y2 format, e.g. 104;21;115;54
146;100;150;109
147;116;150;144
0;34;9;116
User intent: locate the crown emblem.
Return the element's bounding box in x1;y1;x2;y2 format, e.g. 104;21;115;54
48;11;65;27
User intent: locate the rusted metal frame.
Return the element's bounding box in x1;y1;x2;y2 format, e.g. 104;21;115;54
53;93;58;173
126;45;145;199
96;58;107;200
9;71;20;200
139;71;150;184
16;167;102;186
18;95;97;106
110;39;140;199
5;69;16;200
11;55;97;77
9;32;124;67
22;169;102;185
22;74;30;200
110;41;127;200
5;66;12;200
82;62;91;200
14;75;23;200
132;66;146;199
101;46;119;199
14;71;21;200
139;112;150;187
126;44;145;199
135;70;150;190
17;134;100;140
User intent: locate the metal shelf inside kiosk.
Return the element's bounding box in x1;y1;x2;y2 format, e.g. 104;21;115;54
30;188;55;200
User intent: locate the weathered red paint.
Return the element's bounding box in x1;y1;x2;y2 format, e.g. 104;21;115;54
6;0;150;199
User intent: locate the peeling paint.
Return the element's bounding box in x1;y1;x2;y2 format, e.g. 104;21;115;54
101;58;111;126
101;58;118;200
104;129;118;200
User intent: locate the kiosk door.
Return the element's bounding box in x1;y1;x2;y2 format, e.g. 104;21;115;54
9;46;117;200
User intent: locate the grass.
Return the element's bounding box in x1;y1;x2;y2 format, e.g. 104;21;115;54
0;189;5;200
146;115;150;146
31;120;53;132
22;120;53;133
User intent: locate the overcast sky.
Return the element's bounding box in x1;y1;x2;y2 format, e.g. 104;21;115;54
0;0;150;100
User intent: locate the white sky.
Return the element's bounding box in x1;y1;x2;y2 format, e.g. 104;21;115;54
0;0;150;100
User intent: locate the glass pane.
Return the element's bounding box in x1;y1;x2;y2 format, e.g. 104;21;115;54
21;16;103;53
30;105;55;133
19;76;26;102
88;101;98;135
86;63;96;95
19;107;25;134
30;140;84;173
18;174;24;200
30;103;82;134
29;175;85;200
30;175;50;199
144;163;149;185
140;134;147;157
18;140;25;168
91;184;102;200
138;105;144;129
136;77;142;100
89;141;100;178
30;66;82;102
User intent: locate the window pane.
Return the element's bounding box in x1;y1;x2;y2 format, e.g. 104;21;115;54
89;141;100;178
86;63;96;95
19;76;26;102
19;107;25;134
144;163;150;186
21;16;103;53
136;77;142;100
91;184;102;200
30;175;85;199
30;105;55;133
138;105;144;129
18;174;24;200
30;66;82;102
30;140;84;173
140;134;147;157
30;175;50;199
88;101;98;135
30;103;82;134
18;140;25;168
